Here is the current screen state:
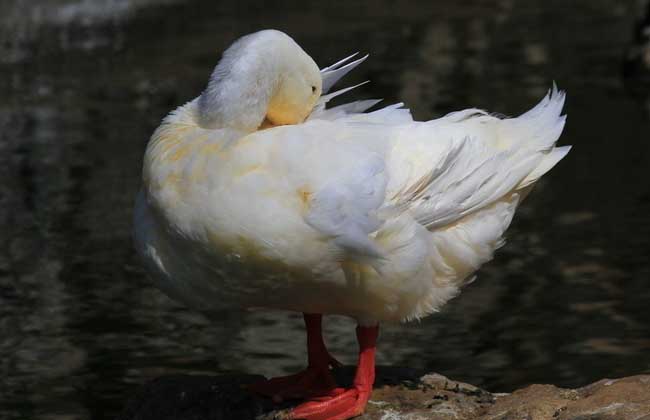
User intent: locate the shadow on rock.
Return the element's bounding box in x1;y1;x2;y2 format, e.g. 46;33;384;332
116;367;650;420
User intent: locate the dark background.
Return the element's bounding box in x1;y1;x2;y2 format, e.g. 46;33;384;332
2;1;650;419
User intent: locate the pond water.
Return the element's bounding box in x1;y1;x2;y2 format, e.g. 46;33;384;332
2;1;650;419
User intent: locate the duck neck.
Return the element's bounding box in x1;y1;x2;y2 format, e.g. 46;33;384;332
197;48;280;132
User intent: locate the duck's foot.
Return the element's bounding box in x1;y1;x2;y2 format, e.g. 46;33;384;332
248;363;344;401
289;386;370;420
289;324;378;420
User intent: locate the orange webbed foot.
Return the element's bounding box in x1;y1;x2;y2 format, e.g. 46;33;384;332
290;324;378;420
289;386;371;420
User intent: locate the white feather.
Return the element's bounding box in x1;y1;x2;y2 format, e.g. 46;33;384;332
320;53;368;93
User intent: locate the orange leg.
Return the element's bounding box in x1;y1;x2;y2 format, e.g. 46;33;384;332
290;324;378;420
249;313;343;401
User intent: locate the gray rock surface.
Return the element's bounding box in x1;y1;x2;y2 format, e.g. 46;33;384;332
116;367;650;420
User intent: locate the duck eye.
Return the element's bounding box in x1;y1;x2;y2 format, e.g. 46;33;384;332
311;85;317;94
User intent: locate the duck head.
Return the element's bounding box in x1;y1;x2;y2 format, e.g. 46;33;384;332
198;30;322;132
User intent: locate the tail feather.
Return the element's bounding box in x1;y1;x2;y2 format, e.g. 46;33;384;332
499;86;567;152
519;145;571;188
388;85;569;232
513;86;570;187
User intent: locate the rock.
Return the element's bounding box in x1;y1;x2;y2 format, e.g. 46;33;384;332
116;368;650;420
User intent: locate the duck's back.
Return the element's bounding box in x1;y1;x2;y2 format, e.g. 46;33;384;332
135;90;569;322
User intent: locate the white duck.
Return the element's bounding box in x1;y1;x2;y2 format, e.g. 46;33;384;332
134;29;569;420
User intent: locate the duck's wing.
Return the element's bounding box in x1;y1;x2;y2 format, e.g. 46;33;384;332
304;87;567;232
299;87;567;269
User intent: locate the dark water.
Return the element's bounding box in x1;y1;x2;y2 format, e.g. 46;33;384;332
2;1;650;419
